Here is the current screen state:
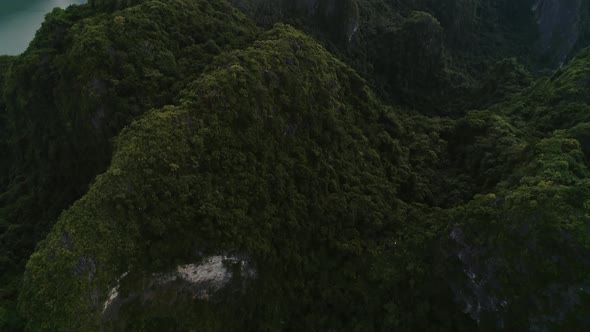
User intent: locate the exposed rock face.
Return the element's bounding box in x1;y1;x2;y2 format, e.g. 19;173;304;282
533;0;582;66
101;255;255;324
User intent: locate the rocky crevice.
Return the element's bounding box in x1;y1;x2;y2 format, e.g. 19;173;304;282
533;0;582;66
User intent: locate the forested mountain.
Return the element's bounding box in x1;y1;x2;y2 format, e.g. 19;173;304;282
1;0;589;330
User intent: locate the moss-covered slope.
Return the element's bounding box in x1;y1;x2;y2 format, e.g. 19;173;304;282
500;49;590;132
2;0;257;229
1;0;257;328
19;24;406;331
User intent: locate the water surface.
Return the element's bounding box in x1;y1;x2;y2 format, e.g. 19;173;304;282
0;0;86;55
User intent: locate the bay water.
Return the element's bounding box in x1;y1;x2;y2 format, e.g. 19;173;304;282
0;0;86;55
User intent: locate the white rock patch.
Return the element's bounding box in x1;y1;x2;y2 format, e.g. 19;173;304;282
102;271;128;313
102;255;255;314
176;256;230;287
152;255;247;288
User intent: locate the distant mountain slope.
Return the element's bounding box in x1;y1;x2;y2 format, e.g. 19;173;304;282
231;0;590;113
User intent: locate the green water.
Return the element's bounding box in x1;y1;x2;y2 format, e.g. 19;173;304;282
0;0;86;55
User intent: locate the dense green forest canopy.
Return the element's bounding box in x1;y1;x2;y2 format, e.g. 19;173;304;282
1;0;590;330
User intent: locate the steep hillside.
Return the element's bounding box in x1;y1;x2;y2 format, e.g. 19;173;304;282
500;49;590;132
0;0;257;328
2;0;256;235
0;55;16;329
442;118;590;329
19;23;465;331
